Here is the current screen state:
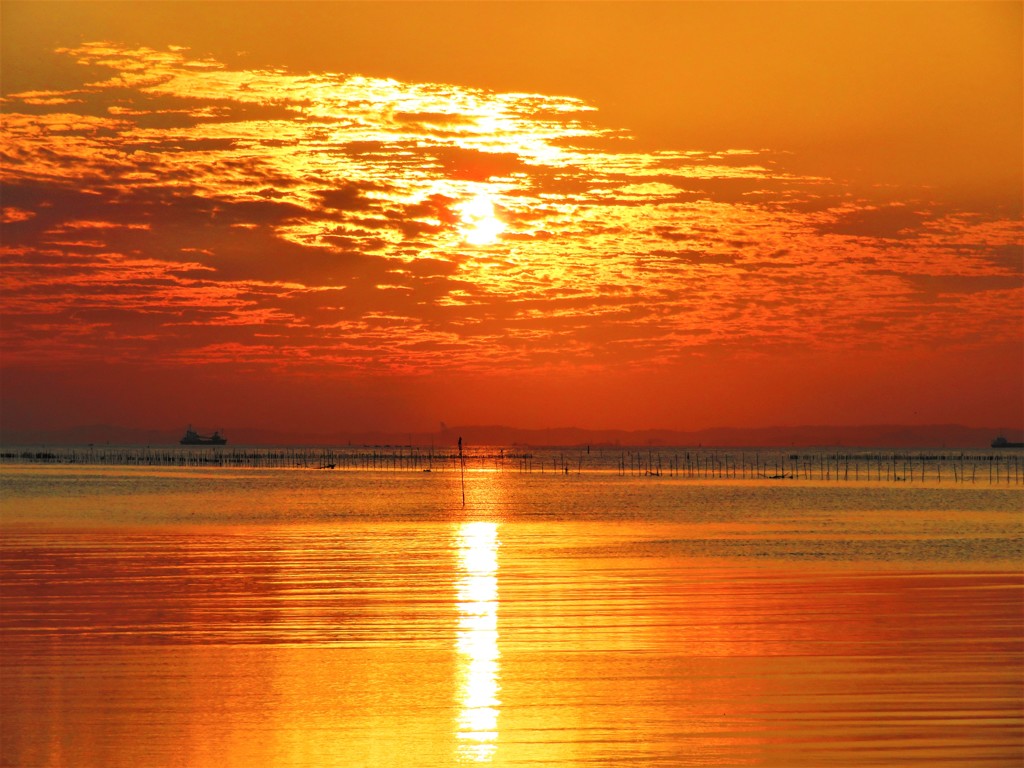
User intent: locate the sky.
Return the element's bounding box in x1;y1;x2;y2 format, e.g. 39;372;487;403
2;1;1022;440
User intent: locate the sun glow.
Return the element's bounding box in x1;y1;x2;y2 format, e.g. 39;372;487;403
457;193;506;246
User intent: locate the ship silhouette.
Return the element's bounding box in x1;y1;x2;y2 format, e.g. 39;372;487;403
991;436;1023;448
180;426;226;445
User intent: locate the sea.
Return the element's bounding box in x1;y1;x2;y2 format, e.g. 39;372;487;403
1;446;1022;768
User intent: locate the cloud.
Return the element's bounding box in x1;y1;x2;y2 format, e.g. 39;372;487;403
816;203;928;240
1;41;1020;379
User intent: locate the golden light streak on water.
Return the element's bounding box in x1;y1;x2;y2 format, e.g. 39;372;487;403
455;521;501;762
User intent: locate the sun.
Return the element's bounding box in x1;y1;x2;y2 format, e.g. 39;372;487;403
457;192;505;246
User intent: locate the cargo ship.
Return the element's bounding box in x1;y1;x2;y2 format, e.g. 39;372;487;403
180;426;227;445
991;436;1024;448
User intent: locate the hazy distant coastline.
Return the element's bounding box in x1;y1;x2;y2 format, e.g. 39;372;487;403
2;423;1020;450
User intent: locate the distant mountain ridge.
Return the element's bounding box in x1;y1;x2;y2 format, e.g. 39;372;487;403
2;423;1019;449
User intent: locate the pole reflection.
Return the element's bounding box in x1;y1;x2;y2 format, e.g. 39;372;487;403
455;521;500;762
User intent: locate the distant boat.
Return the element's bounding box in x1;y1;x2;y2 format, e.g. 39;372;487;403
180;426;226;445
991;436;1024;448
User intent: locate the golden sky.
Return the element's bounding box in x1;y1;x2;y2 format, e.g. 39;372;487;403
2;2;1022;437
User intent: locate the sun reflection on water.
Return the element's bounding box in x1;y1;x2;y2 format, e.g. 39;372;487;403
455;521;500;762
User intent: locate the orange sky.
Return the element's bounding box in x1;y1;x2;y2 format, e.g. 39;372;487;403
2;1;1022;438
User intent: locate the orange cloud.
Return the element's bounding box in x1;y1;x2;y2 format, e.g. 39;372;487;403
1;39;1021;433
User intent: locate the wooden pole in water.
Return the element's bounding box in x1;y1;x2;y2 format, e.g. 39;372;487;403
459;436;465;507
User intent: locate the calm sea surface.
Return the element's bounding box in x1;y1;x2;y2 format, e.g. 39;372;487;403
2;457;1022;767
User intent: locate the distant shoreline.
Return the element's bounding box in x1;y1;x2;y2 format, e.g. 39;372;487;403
2;423;1021;451
3;444;1022;488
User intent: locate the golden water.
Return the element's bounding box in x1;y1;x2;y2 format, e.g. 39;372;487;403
2;465;1021;766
